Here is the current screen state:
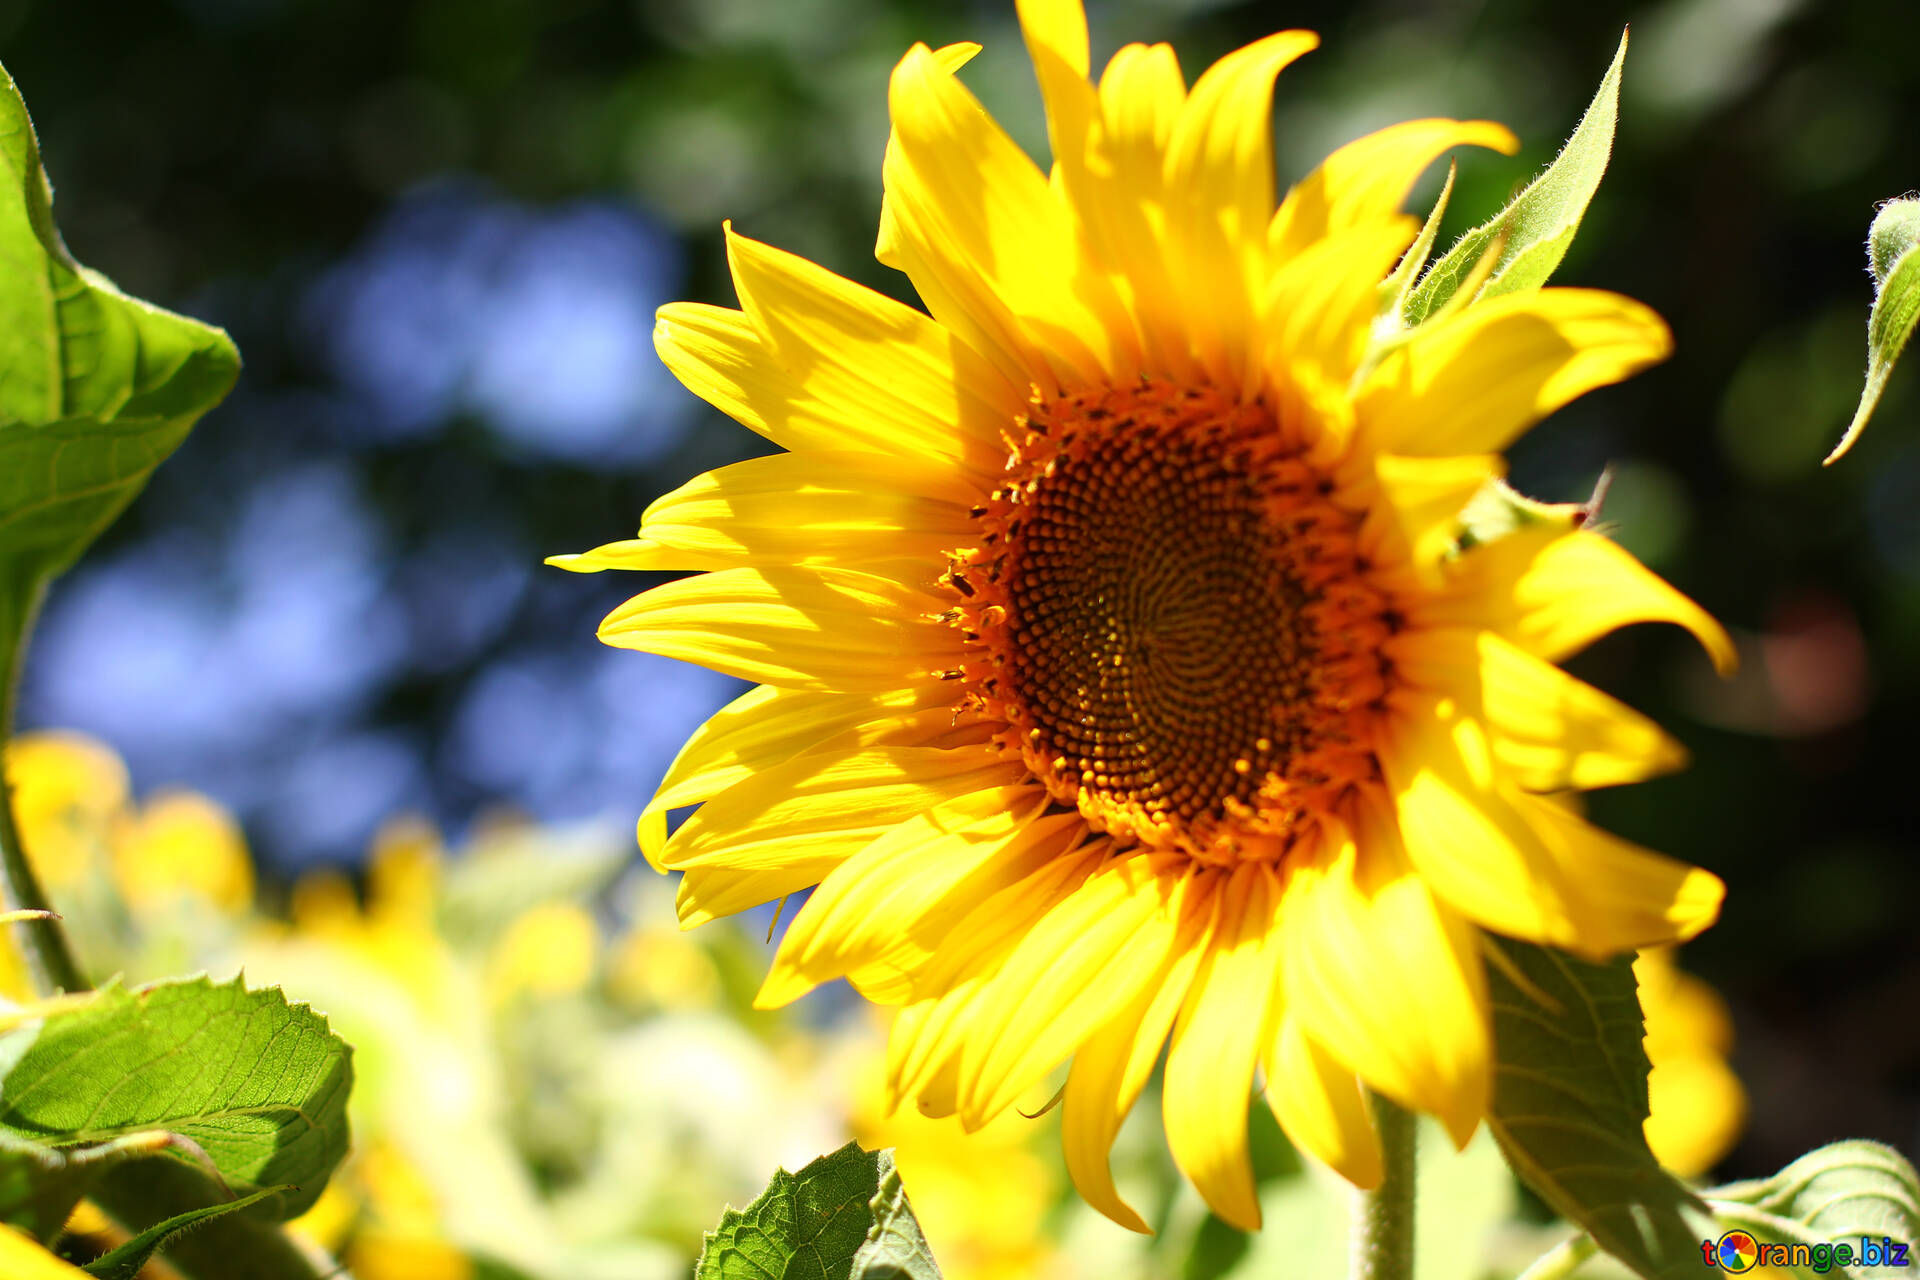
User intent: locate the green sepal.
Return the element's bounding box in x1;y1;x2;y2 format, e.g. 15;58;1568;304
81;1185;288;1280
1825;196;1920;463
1454;476;1587;552
1402;30;1628;325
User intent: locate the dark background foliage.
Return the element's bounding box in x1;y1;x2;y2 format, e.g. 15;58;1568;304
4;0;1915;1183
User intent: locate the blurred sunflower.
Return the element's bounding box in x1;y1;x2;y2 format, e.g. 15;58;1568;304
1637;947;1746;1178
559;0;1733;1233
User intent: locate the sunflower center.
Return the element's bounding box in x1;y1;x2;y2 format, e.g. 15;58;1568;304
946;380;1395;865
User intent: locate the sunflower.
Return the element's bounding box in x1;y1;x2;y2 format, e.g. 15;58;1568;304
555;0;1734;1232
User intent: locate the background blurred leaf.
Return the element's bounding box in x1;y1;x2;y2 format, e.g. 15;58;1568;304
1402;31;1626;325
0;56;238;684
0;976;351;1220
697;1143;937;1280
80;1184;286;1280
436;827;630;950
1825;196;1920;462
1706;1140;1920;1277
1485;936;1713;1280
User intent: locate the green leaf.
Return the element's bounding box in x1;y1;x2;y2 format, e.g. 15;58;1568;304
1706;1141;1920;1279
848;1160;941;1280
0;53;239;705
0;1130;176;1243
80;1184;286;1280
1825;196;1920;463
1484;936;1713;1280
0;976;352;1221
1402;30;1627;325
697;1143;939;1280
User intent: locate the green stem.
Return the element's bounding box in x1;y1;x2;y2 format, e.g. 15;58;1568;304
1349;1090;1418;1280
1513;1234;1597;1280
0;585;88;994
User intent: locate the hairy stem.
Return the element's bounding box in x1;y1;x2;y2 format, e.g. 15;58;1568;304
0;586;88;994
1349;1090;1417;1280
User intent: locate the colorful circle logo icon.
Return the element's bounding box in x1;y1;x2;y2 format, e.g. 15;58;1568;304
1715;1230;1761;1272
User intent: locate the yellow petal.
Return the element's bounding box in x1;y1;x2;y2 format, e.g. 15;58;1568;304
1357;288;1671;456
1413;525;1737;675
0;1226;89;1279
1161;31;1318;386
596;566;960;691
1062;876;1220;1233
887;843;1108;1104
1268;118;1518;264
1162;862;1280;1231
660;743;1024;875
954;853;1193;1127
1391;627;1688;790
646;684;949;828
1280;803;1489;1146
1362;453;1505;572
724;227;1018;477
1015;0;1088;79
676;863;837;927
652;300;1005;480
755;792;1066;1007
639;450;977;573
1086;42;1197;379
1265;218;1417;404
880;43;1126;389
546;537;727;575
1264;1015;1384;1188
1383;698;1725;957
1099;43;1185;186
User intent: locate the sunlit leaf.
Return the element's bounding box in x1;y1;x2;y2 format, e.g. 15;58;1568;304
1824;196;1920;463
1706;1141;1920;1278
697;1143;940;1280
848;1161;941;1280
1402;31;1627;325
0;56;238;701
0;976;351;1221
1485;936;1714;1280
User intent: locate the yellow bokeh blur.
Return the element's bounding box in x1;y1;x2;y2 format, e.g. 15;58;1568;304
1637;947;1748;1178
850;1044;1058;1280
489;901;600;1000
115;789;254;914
4;731;128;889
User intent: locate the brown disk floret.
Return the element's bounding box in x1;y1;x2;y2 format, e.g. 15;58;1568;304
943;379;1397;866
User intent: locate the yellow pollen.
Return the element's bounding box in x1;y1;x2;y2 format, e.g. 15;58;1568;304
944;379;1396;865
